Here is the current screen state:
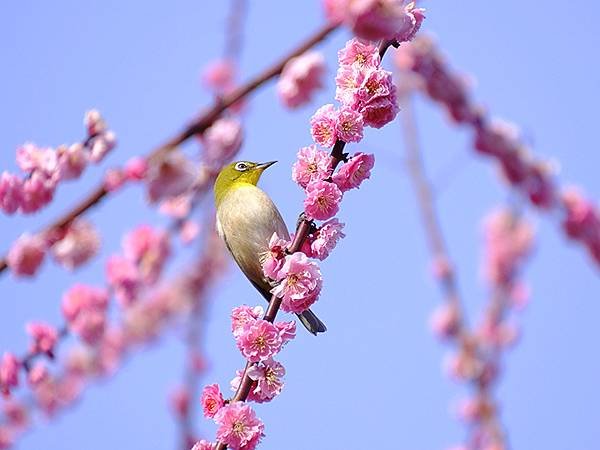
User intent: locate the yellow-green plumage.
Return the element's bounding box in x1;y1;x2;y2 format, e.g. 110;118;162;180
214;161;326;335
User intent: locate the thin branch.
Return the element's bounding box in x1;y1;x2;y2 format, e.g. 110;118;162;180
0;22;339;276
398;89;508;448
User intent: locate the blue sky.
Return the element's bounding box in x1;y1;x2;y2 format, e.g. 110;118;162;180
1;1;599;449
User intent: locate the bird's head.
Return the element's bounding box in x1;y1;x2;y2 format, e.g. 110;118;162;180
214;160;277;206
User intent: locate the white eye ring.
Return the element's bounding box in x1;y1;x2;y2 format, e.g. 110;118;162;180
235;162;249;172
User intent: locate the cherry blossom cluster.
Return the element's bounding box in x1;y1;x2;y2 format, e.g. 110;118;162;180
396;35;600;270
6;219;100;278
323;0;424;42
0;110;116;215
106;225;171;307
0;229;226;448
194;26;428;448
196;305;297;449
310;37;400;151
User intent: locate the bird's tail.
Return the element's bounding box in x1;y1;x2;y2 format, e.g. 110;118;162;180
296;309;327;335
254;281;326;335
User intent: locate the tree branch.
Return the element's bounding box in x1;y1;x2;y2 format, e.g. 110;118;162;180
0;22;339;276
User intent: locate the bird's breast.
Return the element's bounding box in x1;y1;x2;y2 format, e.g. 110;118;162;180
217;184;290;288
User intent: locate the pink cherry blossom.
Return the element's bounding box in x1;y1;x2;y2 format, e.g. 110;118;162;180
84;109;107;136
394;2;426;43
322;0;346;23
3;400;28;430
28;363;49;386
51;219;100;270
338;38;380;69
277;51;325;109
202;118;243;166
89;131;117;163
56;143;87;180
20;171;56;213
236;319;282;363
335;66;363;106
348;0;410;41
123;225;170;284
335;107;364;143
356;67;395;104
180;220;200;245
191;441;216;450
275;321;296;346
0;425;13;448
170;386;190;419
310;218;345;260
159;194;193;219
201;383;225;419
292;145;331;189
272;252;322;313
145;151;197;203
0;353;20;396
26;322;58;355
123;157;148;181
332;152;375;192
214;402;264;450
262;232;290;279
62;284;109;345
361;94;399;128
106;255;141;307
231;305;264;338
429;303;460;339
0;172;23;214
103;168;126;192
7;233;46;277
202;59;235;92
16;143;57;175
483;208;534;286
246;358;286;403
303;180;343;220
310;104;338;148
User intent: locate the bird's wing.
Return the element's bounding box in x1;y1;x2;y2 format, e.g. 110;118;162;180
217;185;289;295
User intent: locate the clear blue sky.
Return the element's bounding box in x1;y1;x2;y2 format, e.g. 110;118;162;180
1;1;599;449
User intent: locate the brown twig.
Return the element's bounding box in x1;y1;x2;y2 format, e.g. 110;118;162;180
214;38;398;450
399;88;508;448
0;22;339;276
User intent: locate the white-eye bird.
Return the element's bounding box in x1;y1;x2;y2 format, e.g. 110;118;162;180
214;160;327;335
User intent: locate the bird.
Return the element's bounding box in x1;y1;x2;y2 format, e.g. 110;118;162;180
214;160;327;335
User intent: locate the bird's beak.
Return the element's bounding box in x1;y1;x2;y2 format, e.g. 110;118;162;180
256;161;277;171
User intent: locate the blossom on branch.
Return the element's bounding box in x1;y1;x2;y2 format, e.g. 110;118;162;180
6;234;46;278
201;383;225;419
277;51;325;109
271;252;322;314
303;180;342;220
310;218;346;260
214;402;264;450
292;145;331;189
235;319;283;363
261;233;289;279
50;219;100;270
246;358;286;403
26;322;58;355
332;152;375;191
0;353;20;396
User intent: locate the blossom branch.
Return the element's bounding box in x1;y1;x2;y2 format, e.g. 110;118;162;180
0;22;339;277
211;37;403;450
398;90;509;449
395;35;600;270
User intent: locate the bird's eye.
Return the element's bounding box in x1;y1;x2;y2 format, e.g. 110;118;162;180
235;162;249;172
